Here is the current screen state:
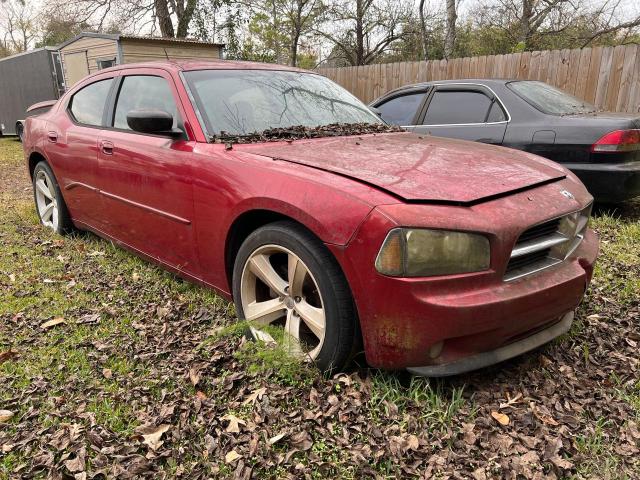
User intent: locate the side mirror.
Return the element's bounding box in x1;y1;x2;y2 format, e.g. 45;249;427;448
126;109;182;137
369;106;382;117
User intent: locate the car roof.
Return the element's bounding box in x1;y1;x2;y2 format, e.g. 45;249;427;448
375;78;527;101
96;59;309;75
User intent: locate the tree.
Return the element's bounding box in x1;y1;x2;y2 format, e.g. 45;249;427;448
316;0;412;66
0;0;38;56
475;0;640;52
444;0;457;59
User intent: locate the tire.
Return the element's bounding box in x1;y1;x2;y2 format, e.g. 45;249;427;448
232;221;357;373
32;161;73;234
16;122;24;143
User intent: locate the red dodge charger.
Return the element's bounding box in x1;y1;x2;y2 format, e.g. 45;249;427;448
23;60;598;376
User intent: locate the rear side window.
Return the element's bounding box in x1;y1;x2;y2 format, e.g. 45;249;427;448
487;102;507;122
377;93;425;125
113;75;179;130
423;90;493;125
69;79;113;126
507;81;596;115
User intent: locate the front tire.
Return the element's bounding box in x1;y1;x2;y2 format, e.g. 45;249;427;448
32;161;73;234
232;221;357;372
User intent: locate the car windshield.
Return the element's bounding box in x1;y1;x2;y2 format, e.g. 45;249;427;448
183;69;383;137
507;81;597;115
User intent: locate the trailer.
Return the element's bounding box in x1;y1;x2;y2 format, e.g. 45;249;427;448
0;47;65;138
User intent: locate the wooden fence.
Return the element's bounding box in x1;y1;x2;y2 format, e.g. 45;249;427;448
316;44;640;113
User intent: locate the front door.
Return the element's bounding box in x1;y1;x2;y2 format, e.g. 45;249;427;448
96;70;199;274
413;85;508;144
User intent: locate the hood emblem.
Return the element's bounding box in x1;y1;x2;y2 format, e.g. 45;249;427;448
560;190;574;200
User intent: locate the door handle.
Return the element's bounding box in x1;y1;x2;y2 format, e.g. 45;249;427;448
100;140;114;155
47;131;58;143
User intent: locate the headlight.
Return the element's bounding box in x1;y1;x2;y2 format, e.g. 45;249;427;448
375;228;491;277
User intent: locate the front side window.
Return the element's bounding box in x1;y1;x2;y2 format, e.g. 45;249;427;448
507;81;596;115
377;93;425;126
69;78;113;126
423;90;493;125
113;75;179;130
184;69;382;136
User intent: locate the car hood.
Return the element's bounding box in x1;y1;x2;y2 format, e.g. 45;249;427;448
244;132;566;204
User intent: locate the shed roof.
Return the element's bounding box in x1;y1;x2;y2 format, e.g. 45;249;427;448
56;32;224;49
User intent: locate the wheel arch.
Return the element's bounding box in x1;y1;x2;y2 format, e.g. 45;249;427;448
28;151;48;179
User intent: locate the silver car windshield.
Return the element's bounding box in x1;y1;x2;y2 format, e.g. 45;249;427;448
184;69;382;135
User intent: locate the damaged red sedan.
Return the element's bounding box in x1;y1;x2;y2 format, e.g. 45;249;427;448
23;60;598;376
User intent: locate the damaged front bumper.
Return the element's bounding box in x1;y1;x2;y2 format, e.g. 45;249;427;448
407;310;574;377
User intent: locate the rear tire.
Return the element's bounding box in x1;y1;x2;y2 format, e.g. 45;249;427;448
232;221;357;373
32;161;73;235
16;122;24;143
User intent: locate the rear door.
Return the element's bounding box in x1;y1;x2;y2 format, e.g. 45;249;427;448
96;68;199;274
414;84;508;144
43;75;115;225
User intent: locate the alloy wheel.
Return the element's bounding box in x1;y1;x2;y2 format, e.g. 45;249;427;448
34;170;58;231
240;244;326;359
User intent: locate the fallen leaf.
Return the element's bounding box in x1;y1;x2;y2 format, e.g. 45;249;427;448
268;433;286;445
132;272;140;281
102;368;112;379
491;411;510;425
289;431;313;451
136;424;171;451
0;410;14;422
40;317;65;329
8;273;15;282
499;392;522;409
189;367;200;386
222;414;246;433
88;251;105;257
0;350;18;364
243;387;267;405
225;450;241;463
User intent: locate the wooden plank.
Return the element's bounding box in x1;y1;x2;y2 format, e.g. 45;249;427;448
627;46;640;113
574;48;592;101
564;48;582;95
604;45;625;110
584;46;602;104
615;45;638;112
594;46;614;109
537;50;550;83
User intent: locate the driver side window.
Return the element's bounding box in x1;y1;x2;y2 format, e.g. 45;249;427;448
113;75;179;130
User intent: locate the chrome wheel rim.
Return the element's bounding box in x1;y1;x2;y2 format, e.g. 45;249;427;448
240;245;326;360
35;170;58;231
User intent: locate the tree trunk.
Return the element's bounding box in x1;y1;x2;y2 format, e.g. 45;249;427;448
155;0;175;37
419;0;428;61
518;0;533;47
355;0;365;65
176;0;197;37
444;0;456;59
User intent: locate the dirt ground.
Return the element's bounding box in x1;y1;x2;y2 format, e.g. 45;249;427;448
0;137;639;479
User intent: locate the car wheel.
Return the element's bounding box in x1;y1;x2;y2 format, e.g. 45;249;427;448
33;161;73;234
233;221;357;372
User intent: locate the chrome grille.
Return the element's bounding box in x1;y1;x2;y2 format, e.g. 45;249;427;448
504;204;592;281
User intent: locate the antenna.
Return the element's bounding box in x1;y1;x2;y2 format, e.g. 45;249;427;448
163;48;170;61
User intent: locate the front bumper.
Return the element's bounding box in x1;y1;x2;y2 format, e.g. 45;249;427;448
566;161;640;203
408;311;574;376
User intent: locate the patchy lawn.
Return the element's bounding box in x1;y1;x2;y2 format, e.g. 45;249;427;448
0;136;638;479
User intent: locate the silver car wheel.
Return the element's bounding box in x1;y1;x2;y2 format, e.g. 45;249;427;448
34;169;59;231
240;244;326;359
